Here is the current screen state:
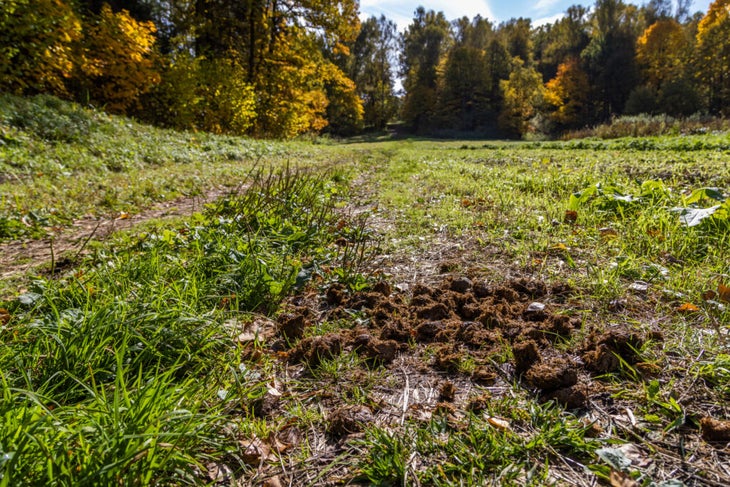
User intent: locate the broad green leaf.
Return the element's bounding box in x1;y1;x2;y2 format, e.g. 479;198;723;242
684;187;725;205
568;185;598;210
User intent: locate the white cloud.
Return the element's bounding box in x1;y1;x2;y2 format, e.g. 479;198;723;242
360;1;497;31
532;12;565;27
532;0;562;14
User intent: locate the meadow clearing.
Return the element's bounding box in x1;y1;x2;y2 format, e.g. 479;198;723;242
1;96;729;486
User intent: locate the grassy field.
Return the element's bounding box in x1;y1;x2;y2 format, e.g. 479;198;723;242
1;95;729;486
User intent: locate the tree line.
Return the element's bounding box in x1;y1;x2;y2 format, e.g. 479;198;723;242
1;0;728;138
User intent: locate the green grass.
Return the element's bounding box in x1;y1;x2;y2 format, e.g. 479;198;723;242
0;93;335;240
1;95;729;485
0;160;362;484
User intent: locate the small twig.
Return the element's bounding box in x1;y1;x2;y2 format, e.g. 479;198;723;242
73;218;103;262
49;236;55;276
401;367;410;425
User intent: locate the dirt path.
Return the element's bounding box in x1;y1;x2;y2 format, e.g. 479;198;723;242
0;186;232;280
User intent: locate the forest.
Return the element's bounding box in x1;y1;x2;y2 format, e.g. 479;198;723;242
1;0;729;138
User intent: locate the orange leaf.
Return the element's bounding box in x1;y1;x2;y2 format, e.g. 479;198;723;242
564;210;578;223
461;199;473;208
718;284;730;303
677;302;700;313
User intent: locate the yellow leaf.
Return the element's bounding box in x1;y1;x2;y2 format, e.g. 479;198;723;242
487;416;511;431
610;469;640;487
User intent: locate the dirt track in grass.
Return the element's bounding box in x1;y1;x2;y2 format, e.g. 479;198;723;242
0;187;234;281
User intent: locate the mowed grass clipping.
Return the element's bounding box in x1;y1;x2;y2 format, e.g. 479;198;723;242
1;96;729;485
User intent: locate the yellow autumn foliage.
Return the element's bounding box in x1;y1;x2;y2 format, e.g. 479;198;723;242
77;5;161;113
695;0;730;114
636;20;688;89
544;58;591;128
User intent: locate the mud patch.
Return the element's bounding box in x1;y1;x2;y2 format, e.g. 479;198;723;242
281;275;652;412
581;327;645;373
328;405;374;436
701;417;730;443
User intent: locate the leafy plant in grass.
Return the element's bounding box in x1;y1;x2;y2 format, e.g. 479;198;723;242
699;354;730;396
0;94;97;143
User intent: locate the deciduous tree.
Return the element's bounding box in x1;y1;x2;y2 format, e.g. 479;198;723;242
0;0;81;96
544;57;591;129
77;5;161;113
346;15;399;131
400;7;451;132
636;19;689;89
498;58;545;137
695;0;730;115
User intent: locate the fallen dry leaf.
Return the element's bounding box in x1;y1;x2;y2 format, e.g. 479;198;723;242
609;469;639;487
0;308;10;325
677;302;700;313
702;289;718;301
206;462;233;483
263;476;283;487
700;417;730;443
240;436;273;465
599;227;619;239
564;210;578;223
718;284;730;303
487;416;511;431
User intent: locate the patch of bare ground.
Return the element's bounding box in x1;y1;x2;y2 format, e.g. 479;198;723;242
219;169;730;486
227;271;726;485
0;187;231;281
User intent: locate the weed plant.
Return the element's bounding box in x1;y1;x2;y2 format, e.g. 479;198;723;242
564;113;730;140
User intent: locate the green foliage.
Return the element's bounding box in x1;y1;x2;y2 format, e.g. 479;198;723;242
344;15;399;131
498;59;545;137
195;59;257;135
0;94;95;142
624;85;659;115
400;8;451;132
357;428;409;485
695;0;730;115
563;114;730;139
0;93;288;242
700;354;730;395
0;0;81;96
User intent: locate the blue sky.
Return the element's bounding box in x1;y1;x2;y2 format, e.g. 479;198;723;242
359;0;714;30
